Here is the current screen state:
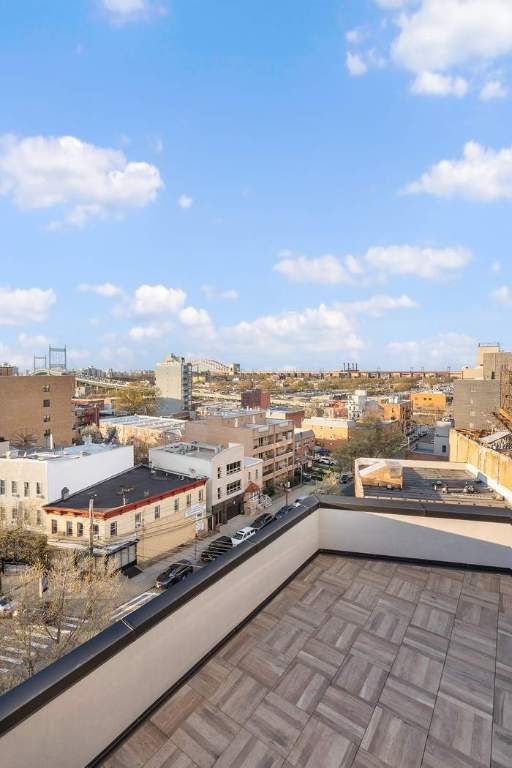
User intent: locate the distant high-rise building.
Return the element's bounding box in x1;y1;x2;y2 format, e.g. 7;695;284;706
155;355;193;414
241;388;271;409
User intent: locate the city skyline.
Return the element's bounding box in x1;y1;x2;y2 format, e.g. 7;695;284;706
1;0;511;371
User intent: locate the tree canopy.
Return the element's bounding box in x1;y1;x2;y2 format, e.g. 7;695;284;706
114;384;159;416
332;416;404;472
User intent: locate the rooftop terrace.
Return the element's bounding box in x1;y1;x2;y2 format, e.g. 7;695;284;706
102;552;511;768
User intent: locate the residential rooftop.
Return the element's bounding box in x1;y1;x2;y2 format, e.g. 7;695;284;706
101;551;511;768
99;415;186;429
45;464;205;513
152;441;241;460
0;441;128;463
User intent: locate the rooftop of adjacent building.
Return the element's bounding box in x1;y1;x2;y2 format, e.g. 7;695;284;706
45;464;205;513
0;439;129;463
151;440;241;461
99;415;186;429
357;458;510;509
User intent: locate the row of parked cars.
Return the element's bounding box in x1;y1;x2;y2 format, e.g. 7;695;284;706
154;501;306;589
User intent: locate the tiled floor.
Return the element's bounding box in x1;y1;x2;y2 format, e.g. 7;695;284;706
101;554;512;768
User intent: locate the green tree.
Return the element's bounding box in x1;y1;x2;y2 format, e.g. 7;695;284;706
114;384;159;415
332;416;404;472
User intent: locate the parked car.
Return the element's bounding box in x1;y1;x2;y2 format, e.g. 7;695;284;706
231;527;257;547
340;473;352;484
200;536;234;562
274;504;296;520
250;513;274;531
301;473;313;482
155;559;194;590
0;595;16;618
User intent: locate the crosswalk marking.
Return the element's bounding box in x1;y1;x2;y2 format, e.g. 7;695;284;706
111;591;157;621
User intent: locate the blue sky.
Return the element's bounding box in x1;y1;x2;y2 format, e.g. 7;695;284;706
1;0;511;371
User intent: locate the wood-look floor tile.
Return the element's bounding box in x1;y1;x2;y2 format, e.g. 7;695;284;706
364;559;397;577
439;656;494;714
263;620;310;662
426;573;463;599
150;684;204;737
331;598;372;627
144;739;197;768
343;580;384;610
357;568;392;590
419;590;458;614
456;594;499;632
315;615;360;652
217;629;257;667
245;612;279;640
365;605;409;644
188;659;234;700
285;603;328;631
171;702;240;768
463;571;500;595
379;675;435;730
296;636;346;677
497;627;512;666
491;724;512;768
245;692;309;758
394;565;429;585
421;736;484;768
316;685;373;742
402;626;448;662
411;604;454;639
429;692;492;766
213;730;284;768
334;653;388;705
210;668;268;724
237;643;289;688
360;706;427;768
274;660;330;713
494;661;512;730
451;619;497;659
104;721;168;768
385;576;423;604
317;570;351;593
300;583;339;613
377;594;416;620
447;639;495;674
391;645;443;694
287;715;358;768
351;631;400;671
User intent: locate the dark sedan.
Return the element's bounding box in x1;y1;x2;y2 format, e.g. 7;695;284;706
200;536;234;562
155;559;194;589
274;504;297;520
250;513;274;531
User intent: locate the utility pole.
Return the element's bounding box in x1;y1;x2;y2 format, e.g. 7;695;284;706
88;495;96;571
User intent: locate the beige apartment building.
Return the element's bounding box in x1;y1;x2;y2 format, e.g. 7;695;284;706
184;409;294;489
0;374;76;448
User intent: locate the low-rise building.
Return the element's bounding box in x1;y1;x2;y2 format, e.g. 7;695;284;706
452;379;501;433
294;428;315;471
241;388;271;410
99;415;185;449
347;389;367;420
301;417;356;448
150;441;262;527
410;391;447;414
378;397;413;433
44;465;207;566
184;408;294;489
0;441;134;531
266;407;305;429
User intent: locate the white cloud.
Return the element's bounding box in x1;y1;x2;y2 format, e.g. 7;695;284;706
133;284;187;315
0;134;163;228
346;52;368;76
346;28;366;45
0;287;56;325
129;324;169;341
345;294;418;316
387;331;477;367
490;285;511;305
178;194;193;209
411;71;468;97
391;0;512;74
480;79;508;101
364;245;471;279
179;306;212;328
274;253;352;284
78;282;123;297
17;332;50;348
492;260;501;273
200;284;239;301
67;348;89;361
403;141;512;201
275;245;470;284
375;0;418;7
101;0;167;24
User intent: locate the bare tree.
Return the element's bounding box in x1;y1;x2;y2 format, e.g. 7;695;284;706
0;552;123;694
11;431;38;451
114;384;159;416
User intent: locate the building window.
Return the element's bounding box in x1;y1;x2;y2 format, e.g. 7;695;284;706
174;497;179;512
11;481;18;495
198;489;204;502
255;469;259;479
110;522;117;537
42;384;50;392
43;399;51;408
93;524;99;536
154;505;160;520
77;522;84;537
51;519;58;534
24;482;30;497
12;508;17;522
226;461;241;475
66;521;73;536
186;494;191;507
226;480;241;496
217;466;221;479
43;415;51;423
0;479;4;495
36;482;43;496
36;510;42;526
217;487;222;500
135;511;141;528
